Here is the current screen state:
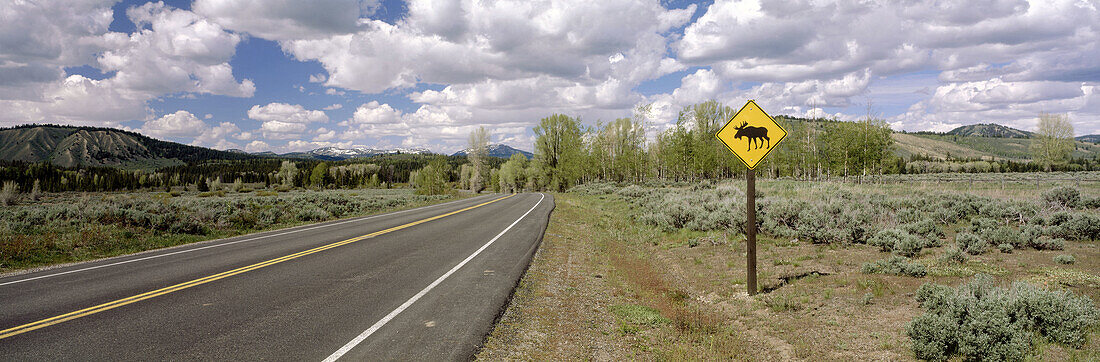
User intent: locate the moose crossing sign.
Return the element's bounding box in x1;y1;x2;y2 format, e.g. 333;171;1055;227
716;100;787;169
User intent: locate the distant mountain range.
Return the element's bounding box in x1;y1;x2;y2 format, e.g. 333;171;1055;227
0;125;251;168
946;123;1033;138
452;144;533;159
280;146;432;161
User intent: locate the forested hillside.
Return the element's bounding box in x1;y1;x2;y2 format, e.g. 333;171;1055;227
0;125;252;168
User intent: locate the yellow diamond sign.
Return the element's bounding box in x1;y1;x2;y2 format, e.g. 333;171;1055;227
716;100;787;169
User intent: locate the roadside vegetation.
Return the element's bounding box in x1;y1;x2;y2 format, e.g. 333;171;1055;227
480;175;1099;360
0;188;456;273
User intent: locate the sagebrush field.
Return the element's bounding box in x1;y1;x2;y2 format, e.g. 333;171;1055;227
480;172;1099;361
0;188;455;273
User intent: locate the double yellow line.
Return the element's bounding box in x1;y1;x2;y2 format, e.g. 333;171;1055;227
0;194;514;340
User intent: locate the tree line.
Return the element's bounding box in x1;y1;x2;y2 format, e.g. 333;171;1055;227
413;101;1093;195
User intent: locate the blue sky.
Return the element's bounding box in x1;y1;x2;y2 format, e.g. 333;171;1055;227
2;0;1098;154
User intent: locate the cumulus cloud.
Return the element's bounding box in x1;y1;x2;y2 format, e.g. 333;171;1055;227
248;102;329;140
141;110;208;138
3;0;1099;151
0;1;253;126
281;0;695;95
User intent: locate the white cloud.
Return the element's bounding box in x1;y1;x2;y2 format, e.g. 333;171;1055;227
248;102;329;140
248;102;329;123
99;2;255;98
0;1;253;126
245;140;270;152
0;0;116;100
346;101;402;125
141;110;208;138
193;121;243;149
323;103;343;110
282;0;696;93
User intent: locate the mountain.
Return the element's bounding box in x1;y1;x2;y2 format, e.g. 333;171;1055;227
1077;135;1100;144
452;144;533;159
946;123;1032;138
0;124;253;168
279;146;433;161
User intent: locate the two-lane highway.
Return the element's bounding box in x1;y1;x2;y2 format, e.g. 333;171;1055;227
0;192;553;361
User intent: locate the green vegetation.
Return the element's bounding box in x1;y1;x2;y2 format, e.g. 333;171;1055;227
908;275;1098;361
0;189;455;272
861;256;927;277
1054;254;1076;265
1031;113;1076;171
481;173;1099;360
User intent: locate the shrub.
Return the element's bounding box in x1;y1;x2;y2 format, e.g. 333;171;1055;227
868;228;927;257
908;275;1100;361
998;243;1013;253
968;217;999;234
901;219;945;244
983;226;1023;249
616;185;646;199
1047;211;1072;227
940;247;967;264
1019;225;1043;244
1041;186;1081;209
955;233;987;255
1030;236;1065;251
1054;254;1075;265
861;256;927;277
568;182;618;195
1062;214;1100;240
0;181;18;206
1082;196;1100;209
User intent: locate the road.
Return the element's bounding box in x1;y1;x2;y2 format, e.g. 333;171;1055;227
0;192;553;361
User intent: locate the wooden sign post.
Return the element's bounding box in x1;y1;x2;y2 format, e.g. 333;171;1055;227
715;100;786;295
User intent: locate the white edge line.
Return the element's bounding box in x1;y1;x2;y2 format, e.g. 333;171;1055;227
322;193;546;362
0;194;498;287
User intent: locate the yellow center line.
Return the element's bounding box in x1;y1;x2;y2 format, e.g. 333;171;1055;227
0;194;515;340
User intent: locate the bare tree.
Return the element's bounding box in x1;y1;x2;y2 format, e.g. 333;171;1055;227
1031;112;1075;171
467;126;490;192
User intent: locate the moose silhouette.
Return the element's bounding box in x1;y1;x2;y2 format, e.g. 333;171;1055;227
733;121;769;151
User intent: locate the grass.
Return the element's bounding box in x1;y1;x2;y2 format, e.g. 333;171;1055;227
0;188;463;273
478;174;1100;360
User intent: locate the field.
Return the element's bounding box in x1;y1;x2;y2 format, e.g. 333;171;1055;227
478;173;1100;361
0;188;458;273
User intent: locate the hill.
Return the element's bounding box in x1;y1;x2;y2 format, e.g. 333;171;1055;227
1077;135;1100;144
896;132;1099;161
946;123;1032;138
452;144;533;159
0;124;253;168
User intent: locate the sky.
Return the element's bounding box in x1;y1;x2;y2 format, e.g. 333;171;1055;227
1;0;1098;154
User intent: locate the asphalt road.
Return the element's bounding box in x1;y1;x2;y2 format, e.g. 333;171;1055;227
0;192;553;361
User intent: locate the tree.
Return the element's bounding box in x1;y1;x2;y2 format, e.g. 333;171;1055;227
1031;112;1075;171
29;179;41;201
498;153;528;193
1;181;17;206
533;114;585;191
413;157;452;195
310;162;330;188
277;161;297;187
467;126;490;192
